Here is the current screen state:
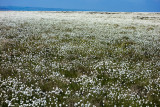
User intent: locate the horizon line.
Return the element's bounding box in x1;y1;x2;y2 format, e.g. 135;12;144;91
0;6;160;12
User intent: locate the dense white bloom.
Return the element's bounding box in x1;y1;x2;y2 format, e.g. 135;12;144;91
0;11;159;106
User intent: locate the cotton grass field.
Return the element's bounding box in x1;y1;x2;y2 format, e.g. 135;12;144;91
0;11;160;106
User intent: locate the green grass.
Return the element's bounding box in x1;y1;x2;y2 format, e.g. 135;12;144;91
0;12;160;106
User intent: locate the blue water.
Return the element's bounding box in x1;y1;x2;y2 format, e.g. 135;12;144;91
0;6;88;11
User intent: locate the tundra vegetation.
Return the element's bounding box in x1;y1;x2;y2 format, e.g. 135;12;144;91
0;11;160;106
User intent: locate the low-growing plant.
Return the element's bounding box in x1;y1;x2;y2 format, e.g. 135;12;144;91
0;11;160;106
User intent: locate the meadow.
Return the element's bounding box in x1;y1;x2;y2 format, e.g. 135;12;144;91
0;11;160;106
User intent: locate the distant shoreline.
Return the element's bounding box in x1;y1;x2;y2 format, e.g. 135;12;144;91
0;6;88;12
0;11;160;14
0;6;160;12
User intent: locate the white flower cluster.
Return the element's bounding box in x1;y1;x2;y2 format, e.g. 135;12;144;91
0;11;160;106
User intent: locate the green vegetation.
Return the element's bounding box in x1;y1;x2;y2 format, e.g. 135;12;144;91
0;11;160;106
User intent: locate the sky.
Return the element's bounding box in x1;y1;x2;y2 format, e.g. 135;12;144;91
0;0;160;12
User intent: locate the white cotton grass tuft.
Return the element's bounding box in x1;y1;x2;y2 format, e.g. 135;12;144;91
0;11;160;106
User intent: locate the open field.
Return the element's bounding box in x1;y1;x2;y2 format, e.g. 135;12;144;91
0;11;160;106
